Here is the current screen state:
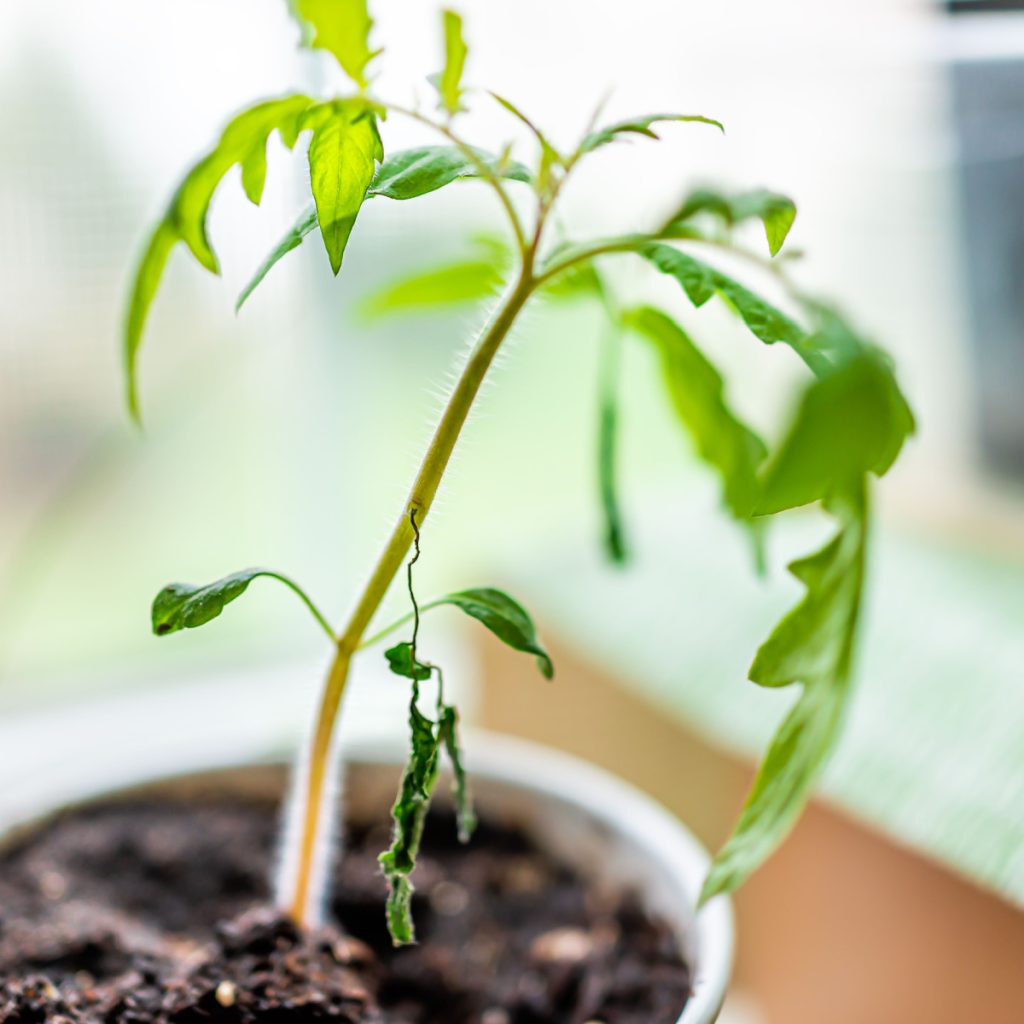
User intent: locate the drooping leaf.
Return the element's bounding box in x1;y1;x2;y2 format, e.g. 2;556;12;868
662;188;797;257
579;112;723;155
236;205;318;311
360;235;511;318
305;100;383;274
434;588;554;679
637;243;831;375
292;0;378;89
756;349;915;516
124;94;315;420
700;488;866;902
151;568;333;639
625;306;767;520
367;145;530;200
385;641;433;681
435;9;468;116
597;325;628;564
379;683;441;944
438;703;476;842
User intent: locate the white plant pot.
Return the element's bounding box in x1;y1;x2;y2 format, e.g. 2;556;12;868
0;729;733;1024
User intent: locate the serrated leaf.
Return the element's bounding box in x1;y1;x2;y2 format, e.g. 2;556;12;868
637;243;832;375
368;145;530;200
305;100;382;274
385;641;433;681
151;568;332;639
701;488;866;903
756;349;915;516
123;94;315;420
435;588;553;679
625;306;767;520
436;9;468;116
580;112;723;155
292;0;378;89
379;684;441;945
236;205;318;311
662;188;797;257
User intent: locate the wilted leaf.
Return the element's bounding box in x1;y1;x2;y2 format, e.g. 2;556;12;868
385;641;433;681
438;703;476;842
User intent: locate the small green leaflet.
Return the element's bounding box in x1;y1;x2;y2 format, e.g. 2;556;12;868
384;641;433;681
700;487;866;903
637;243;831;376
237;147;528;308
597;327;628;564
579;112;723;155
436;9;468;116
360;235;511;318
662;188;797;257
756;348;915;516
489;92;562;186
368;145;530;200
292;0;379;89
151;568;333;640
123;93;314;421
624;306;767;521
304;100;383;274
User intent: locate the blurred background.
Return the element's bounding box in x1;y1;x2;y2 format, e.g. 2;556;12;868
1;0;1023;1021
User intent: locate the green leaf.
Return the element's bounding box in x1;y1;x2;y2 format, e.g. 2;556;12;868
385;641;433;681
597;322;628;564
292;0;378;89
579;112;723;155
236;205;318;311
362;260;505;318
367;145;530;200
436;9;468;116
360;235;511;318
662;188;797;257
637;243;831;375
625;306;767;520
756;349;915;516
305;100;383;274
540;261;605;301
489;92;562;169
151;568;333;640
236;147;528;307
436;588;553;679
700;488;866;902
123;94;315;420
379;684;441;945
438;703;476;842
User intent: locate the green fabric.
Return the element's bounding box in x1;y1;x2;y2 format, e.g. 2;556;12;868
500;490;1024;907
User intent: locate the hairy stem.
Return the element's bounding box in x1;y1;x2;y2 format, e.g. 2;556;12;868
286;268;535;925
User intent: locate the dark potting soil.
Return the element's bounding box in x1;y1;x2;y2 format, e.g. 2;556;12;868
0;795;691;1023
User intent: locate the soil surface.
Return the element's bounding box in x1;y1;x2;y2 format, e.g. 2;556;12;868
0;795;691;1023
